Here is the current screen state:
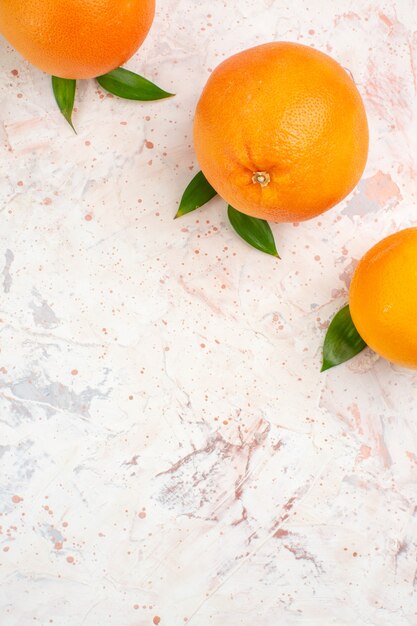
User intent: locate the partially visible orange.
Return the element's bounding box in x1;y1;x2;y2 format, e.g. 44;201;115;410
193;42;369;222
350;228;417;369
0;0;155;79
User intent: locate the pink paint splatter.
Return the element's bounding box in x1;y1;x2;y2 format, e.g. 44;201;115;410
408;40;417;94
331;288;346;299
364;171;402;206
348;403;364;435
378;13;394;29
375;434;391;468
11;495;23;504
356;445;372;463
406;451;417;465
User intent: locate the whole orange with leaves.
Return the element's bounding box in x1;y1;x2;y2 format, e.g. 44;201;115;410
0;0;155;79
350;228;417;369
194;42;369;222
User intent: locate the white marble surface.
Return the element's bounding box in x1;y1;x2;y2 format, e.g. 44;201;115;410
1;1;417;624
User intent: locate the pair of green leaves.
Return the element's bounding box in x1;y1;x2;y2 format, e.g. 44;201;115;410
175;170;279;258
52;67;174;131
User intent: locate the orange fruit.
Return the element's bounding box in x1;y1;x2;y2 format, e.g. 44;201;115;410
194;42;369;222
350;228;417;369
0;0;155;79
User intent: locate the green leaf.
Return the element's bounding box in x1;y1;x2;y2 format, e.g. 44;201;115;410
321;304;367;372
175;171;218;218
227;205;280;257
52;76;76;132
96;67;174;101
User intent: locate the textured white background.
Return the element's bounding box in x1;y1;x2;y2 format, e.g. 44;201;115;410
1;1;417;624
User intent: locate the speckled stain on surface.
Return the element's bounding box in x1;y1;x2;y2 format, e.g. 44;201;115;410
0;1;417;625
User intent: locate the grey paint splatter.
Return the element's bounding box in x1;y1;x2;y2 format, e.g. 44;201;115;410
0;396;34;428
40;524;65;545
0;445;10;459
10;376;109;418
2;249;14;293
30;290;59;329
